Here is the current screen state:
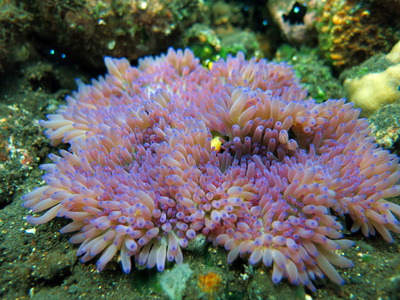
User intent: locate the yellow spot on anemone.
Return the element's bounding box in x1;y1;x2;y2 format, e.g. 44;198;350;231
211;136;222;152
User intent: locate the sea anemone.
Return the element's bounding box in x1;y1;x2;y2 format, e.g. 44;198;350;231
23;48;400;291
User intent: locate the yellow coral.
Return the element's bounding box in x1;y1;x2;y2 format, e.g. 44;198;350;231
198;272;222;296
344;41;400;116
344;65;400;116
386;41;400;64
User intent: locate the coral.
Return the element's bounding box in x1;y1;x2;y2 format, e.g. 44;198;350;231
183;24;222;61
343;65;400;115
386;41;400;64
0;0;33;72
368;104;400;152
184;25;261;65
219;30;261;60
210;1;246;29
20;0;205;67
343;41;400;116
182;2;262;64
198;272;222;298
23;48;400;291
158;263;193;300
274;45;343;103
267;0;319;47
316;0;400;70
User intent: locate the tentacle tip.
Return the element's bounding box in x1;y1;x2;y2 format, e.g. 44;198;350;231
157;265;165;272
25;215;41;225
308;286;317;293
96;266;104;272
249;259;257;265
386;237;394;243
272;276;282;284
291;280;299;286
138;260;146;266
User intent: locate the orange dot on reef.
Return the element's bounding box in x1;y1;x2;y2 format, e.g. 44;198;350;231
198;272;222;294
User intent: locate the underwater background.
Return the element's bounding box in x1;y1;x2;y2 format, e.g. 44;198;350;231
1;0;400;299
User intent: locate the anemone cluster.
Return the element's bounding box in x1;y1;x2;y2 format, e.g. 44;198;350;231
23;48;400;291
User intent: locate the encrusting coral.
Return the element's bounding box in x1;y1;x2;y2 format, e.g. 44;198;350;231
316;0;400;70
344;41;400;116
23;48;400;291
